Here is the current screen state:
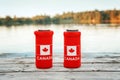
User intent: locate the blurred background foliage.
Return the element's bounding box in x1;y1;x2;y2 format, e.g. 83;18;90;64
0;9;120;26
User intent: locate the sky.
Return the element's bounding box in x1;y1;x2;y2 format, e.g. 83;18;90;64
0;0;120;17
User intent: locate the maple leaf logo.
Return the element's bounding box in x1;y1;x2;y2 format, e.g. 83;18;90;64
69;48;75;53
42;47;48;52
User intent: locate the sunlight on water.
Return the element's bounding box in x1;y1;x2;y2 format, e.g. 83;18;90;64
0;24;120;55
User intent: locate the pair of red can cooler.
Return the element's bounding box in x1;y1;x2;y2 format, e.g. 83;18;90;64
34;30;81;69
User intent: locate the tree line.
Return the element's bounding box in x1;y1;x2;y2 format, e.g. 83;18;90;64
0;15;51;26
0;9;120;26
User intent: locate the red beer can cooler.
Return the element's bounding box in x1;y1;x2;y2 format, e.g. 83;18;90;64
64;30;81;68
34;30;54;69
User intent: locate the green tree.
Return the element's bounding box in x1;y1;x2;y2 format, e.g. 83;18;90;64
4;16;13;26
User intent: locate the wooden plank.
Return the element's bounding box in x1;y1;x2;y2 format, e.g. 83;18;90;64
20;63;120;72
0;64;24;73
0;52;120;63
0;72;120;80
0;53;119;80
0;55;120;64
0;62;120;73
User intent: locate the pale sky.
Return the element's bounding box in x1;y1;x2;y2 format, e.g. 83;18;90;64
0;0;120;17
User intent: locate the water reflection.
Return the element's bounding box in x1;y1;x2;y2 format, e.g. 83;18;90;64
0;24;120;55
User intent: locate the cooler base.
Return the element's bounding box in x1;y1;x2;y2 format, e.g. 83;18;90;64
64;60;81;68
35;60;52;69
36;65;52;69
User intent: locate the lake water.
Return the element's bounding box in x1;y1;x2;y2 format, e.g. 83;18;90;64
0;24;120;57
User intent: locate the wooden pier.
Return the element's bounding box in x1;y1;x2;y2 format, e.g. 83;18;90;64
0;53;120;80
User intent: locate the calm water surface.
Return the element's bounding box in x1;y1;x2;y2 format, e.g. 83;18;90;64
0;24;120;56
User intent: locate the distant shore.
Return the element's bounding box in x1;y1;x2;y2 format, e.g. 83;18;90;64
1;9;120;26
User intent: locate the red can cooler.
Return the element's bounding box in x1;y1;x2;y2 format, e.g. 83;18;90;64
34;30;54;69
64;30;81;68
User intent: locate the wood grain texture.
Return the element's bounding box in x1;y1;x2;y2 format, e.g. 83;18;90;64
0;53;120;80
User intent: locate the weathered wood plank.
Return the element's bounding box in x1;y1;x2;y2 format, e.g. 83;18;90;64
0;52;120;63
0;53;119;80
0;55;120;64
0;62;120;73
0;64;24;73
16;63;120;72
0;72;120;80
